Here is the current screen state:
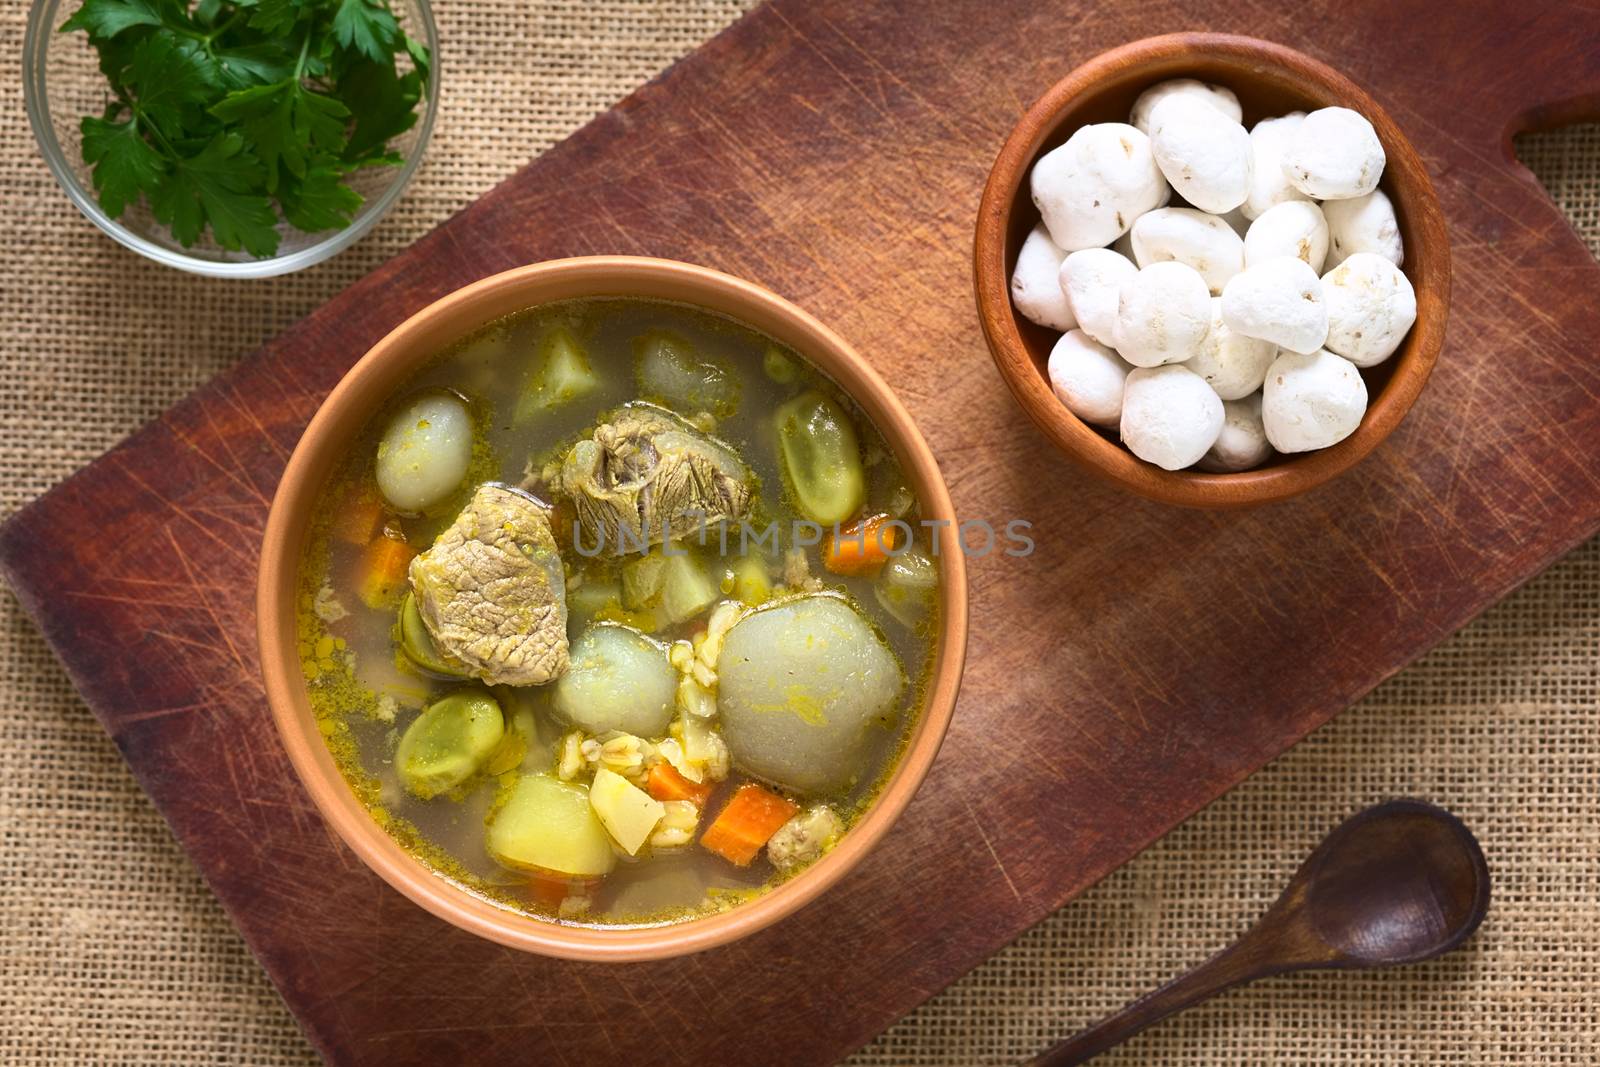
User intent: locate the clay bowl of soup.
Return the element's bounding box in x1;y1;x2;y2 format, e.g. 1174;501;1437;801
258;256;967;961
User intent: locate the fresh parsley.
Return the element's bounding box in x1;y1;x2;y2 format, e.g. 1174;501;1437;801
62;0;430;258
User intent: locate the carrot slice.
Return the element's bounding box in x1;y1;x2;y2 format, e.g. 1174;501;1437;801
822;514;899;576
332;487;385;546
647;762;712;808
700;783;799;866
357;533;415;609
528;870;599;909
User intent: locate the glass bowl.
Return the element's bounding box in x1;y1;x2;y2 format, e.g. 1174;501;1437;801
22;0;439;279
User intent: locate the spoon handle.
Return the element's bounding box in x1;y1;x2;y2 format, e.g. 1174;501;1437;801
1026;937;1286;1066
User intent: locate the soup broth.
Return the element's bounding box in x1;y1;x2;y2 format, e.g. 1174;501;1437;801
297;297;939;926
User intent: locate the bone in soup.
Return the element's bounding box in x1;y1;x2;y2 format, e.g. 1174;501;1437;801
296;297;939;925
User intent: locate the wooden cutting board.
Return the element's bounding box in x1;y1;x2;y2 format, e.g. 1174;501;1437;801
4;1;1599;1062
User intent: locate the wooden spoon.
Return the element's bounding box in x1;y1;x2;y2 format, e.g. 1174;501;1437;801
1030;799;1490;1065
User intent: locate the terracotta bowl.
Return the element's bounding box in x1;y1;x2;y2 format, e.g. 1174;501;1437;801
974;33;1451;508
257;256;968;961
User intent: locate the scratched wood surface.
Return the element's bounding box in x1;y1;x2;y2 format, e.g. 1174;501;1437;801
3;1;1599;1063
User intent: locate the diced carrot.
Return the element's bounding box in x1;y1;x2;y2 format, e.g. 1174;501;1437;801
332;487;385;546
823;514;899;576
528;870;598;909
647;762;712;808
357;533;415;609
700;783;799;867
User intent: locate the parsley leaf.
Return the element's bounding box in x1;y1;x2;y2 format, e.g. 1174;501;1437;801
211;79;348;187
125;34;220;136
279;156;361;232
151;132;280;254
59;0;164;40
80;114;168;216
213;41;296;87
331;0;398;64
339;58;418;161
404;33;429;84
245;0;305;37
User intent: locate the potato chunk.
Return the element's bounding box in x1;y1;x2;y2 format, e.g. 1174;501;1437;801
485;775;616;877
589;768;665;856
716;595;903;795
635;331;741;417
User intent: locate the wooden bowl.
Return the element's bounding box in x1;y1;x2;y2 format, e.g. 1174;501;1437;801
974;33;1451;508
257;257;968;961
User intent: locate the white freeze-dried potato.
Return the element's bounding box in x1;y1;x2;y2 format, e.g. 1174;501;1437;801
1282;107;1385;200
1010;224;1077;330
1322;253;1417;367
1323;188;1403;269
1059;247;1138;348
1129;78;1242;135
1147;94;1252;214
1112;261;1212;368
1243;200;1329;272
1186;297;1276;400
1047;330;1132;427
1198;393;1273;472
1242;112;1309;220
1262;348;1368;452
1120;365;1224;470
1031;123;1167;250
1023;86;1409;464
1220;255;1328;355
1129;208;1244;295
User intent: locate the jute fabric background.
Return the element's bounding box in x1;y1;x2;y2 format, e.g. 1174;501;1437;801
2;1;1596;1063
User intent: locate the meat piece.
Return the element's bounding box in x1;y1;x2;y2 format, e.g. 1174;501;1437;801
766;805;843;872
551;403;752;555
408;484;569;686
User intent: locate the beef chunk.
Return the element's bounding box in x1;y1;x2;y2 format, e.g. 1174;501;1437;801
409;484;568;686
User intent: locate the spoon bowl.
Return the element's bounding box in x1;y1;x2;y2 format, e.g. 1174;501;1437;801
1033;800;1489;1064
1302;800;1490;966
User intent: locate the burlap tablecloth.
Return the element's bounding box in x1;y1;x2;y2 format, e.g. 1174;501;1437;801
2;2;1596;1063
